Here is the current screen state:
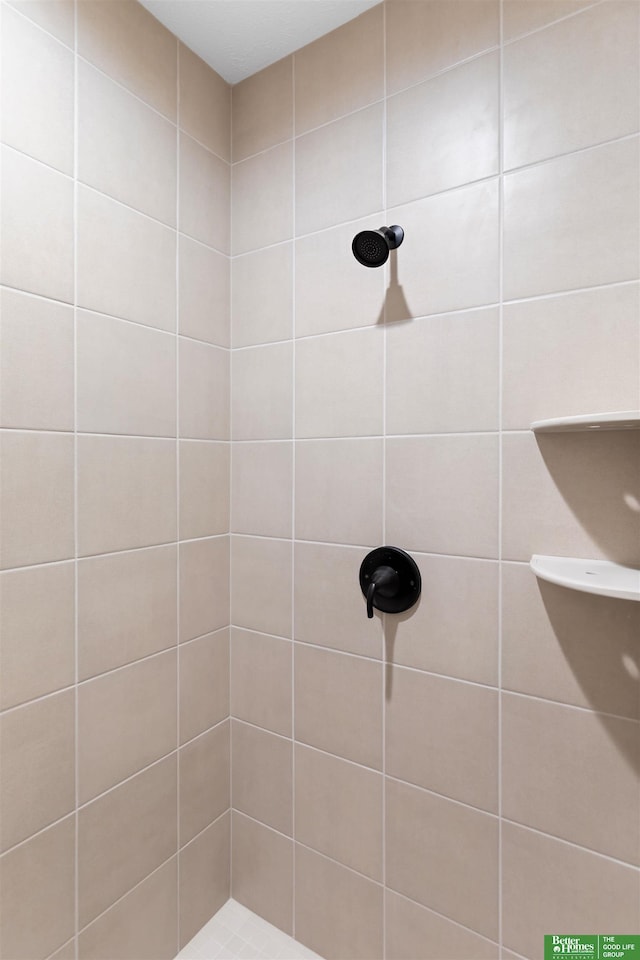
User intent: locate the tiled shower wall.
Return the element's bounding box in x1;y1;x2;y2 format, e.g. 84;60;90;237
1;2;639;960
228;2;640;959
0;2;231;957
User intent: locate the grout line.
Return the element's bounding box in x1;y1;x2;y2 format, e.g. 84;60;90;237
0;427;230;441
0;283;232;347
497;0;505;952
72;0;80;952
290;50;297;940
380;888;500;954
175;35;182;950
500;0;605;45
381;5;388;953
228;51;235;906
3;270;638;345
227;57;233;911
0;537;231;578
7;644;636;729
0;539;509;580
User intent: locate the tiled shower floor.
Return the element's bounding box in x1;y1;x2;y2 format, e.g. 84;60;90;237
176;900;323;960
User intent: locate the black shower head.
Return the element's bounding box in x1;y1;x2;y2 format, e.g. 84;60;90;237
352;225;404;267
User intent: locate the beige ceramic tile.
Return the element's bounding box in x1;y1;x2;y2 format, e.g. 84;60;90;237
295;328;384;438
385;0;499;95
502;693;639;864
179;538;230;643
294;844;383;960
179;442;229;540
1;146;73;303
78;61;176;226
386;777;499;940
503;0;600;42
502;822;640;959
179;134;230;253
8;0;75;46
77;436;176;556
231;343;292;440
387;307;499;434
295;215;385;338
231;442;292;538
0;690;75;852
0;431;74;569
501;431;640;564
179;44;230;161
294;542;383;660
502;562;640;720
179;339;229;440
0;816;75;960
78;858;178;960
504;138;640;300
387;667;498;812
295;644;382;769
78;756;177;927
78;546;176;682
78;650;177;803
504;3;639;170
77;0;177;118
179;630;229;745
232;720;292;835
231;244;293;346
179;235;230;346
295;743;383;880
77;185;176;332
388;554;499;686
232;57;293;162
0;562;75;709
230;628;292;737
180;722;230;844
295;439;383;546
232;142;293;255
77;310;176;437
0;289;74;431
1;5;74;173
386;435;499;558
386;180;500;322
179;814;230;949
231;812;293;935
295;7;383;135
295;104;383;236
503;284;640;430
231;536;292;638
387;52;499;207
386;890;499;960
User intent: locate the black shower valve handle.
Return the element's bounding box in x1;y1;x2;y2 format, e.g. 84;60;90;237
365;565;401;618
359;547;421;620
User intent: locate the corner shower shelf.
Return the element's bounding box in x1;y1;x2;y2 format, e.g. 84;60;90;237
530;555;640;602
531;411;640;433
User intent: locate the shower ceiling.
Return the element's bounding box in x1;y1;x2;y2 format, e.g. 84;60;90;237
138;0;382;83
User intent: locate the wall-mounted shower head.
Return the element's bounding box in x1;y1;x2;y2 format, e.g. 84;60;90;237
352;225;404;267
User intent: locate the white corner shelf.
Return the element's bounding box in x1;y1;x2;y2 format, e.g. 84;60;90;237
531;411;640;433
531;555;640;602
